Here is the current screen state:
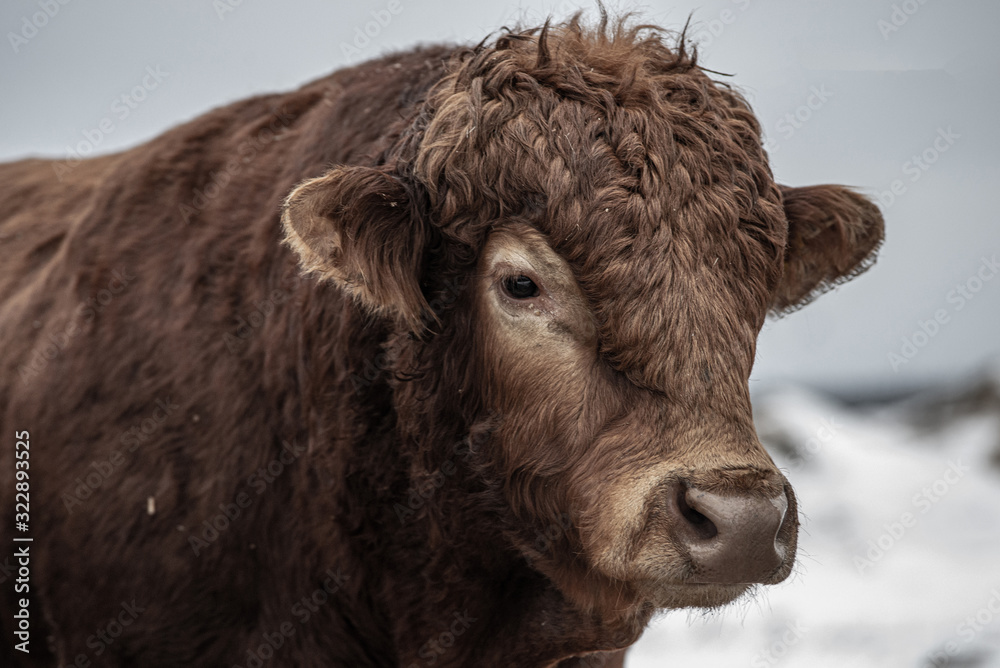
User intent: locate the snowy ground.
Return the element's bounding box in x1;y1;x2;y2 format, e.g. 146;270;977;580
628;365;1000;668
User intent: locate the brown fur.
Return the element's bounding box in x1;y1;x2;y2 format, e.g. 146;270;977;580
0;13;882;667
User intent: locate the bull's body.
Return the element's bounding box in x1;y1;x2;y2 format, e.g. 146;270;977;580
1;47;538;667
0;17;882;668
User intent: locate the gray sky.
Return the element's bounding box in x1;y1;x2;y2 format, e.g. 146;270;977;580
2;0;998;394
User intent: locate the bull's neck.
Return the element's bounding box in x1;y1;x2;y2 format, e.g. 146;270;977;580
284;278;642;665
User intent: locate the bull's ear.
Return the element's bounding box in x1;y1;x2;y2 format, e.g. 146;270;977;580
771;184;885;312
281;166;430;332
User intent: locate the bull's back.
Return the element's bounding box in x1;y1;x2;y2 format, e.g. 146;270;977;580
0;154;118;319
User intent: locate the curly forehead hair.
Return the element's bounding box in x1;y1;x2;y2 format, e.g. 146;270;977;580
412;12;779;223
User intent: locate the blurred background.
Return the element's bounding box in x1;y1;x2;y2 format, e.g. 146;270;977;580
3;0;998;665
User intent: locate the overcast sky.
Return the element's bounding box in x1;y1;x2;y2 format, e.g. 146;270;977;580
2;0;998;395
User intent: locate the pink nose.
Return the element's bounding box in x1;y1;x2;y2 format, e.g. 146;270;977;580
669;485;790;584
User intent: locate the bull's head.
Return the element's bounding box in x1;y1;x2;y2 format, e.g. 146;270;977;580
281;18;882;623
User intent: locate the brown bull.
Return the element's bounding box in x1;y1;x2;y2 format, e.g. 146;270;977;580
0;15;882;668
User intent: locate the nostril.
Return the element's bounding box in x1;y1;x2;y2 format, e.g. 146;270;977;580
676;486;718;541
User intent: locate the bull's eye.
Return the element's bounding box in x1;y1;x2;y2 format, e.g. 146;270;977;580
501;275;539;299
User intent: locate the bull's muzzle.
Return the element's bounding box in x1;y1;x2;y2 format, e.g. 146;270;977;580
668;483;794;584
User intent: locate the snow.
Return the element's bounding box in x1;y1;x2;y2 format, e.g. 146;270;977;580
628;378;1000;667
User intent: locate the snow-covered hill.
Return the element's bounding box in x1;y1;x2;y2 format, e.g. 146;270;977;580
630;366;1000;667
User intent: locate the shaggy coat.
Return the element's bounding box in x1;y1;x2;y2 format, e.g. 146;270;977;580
0;16;882;668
